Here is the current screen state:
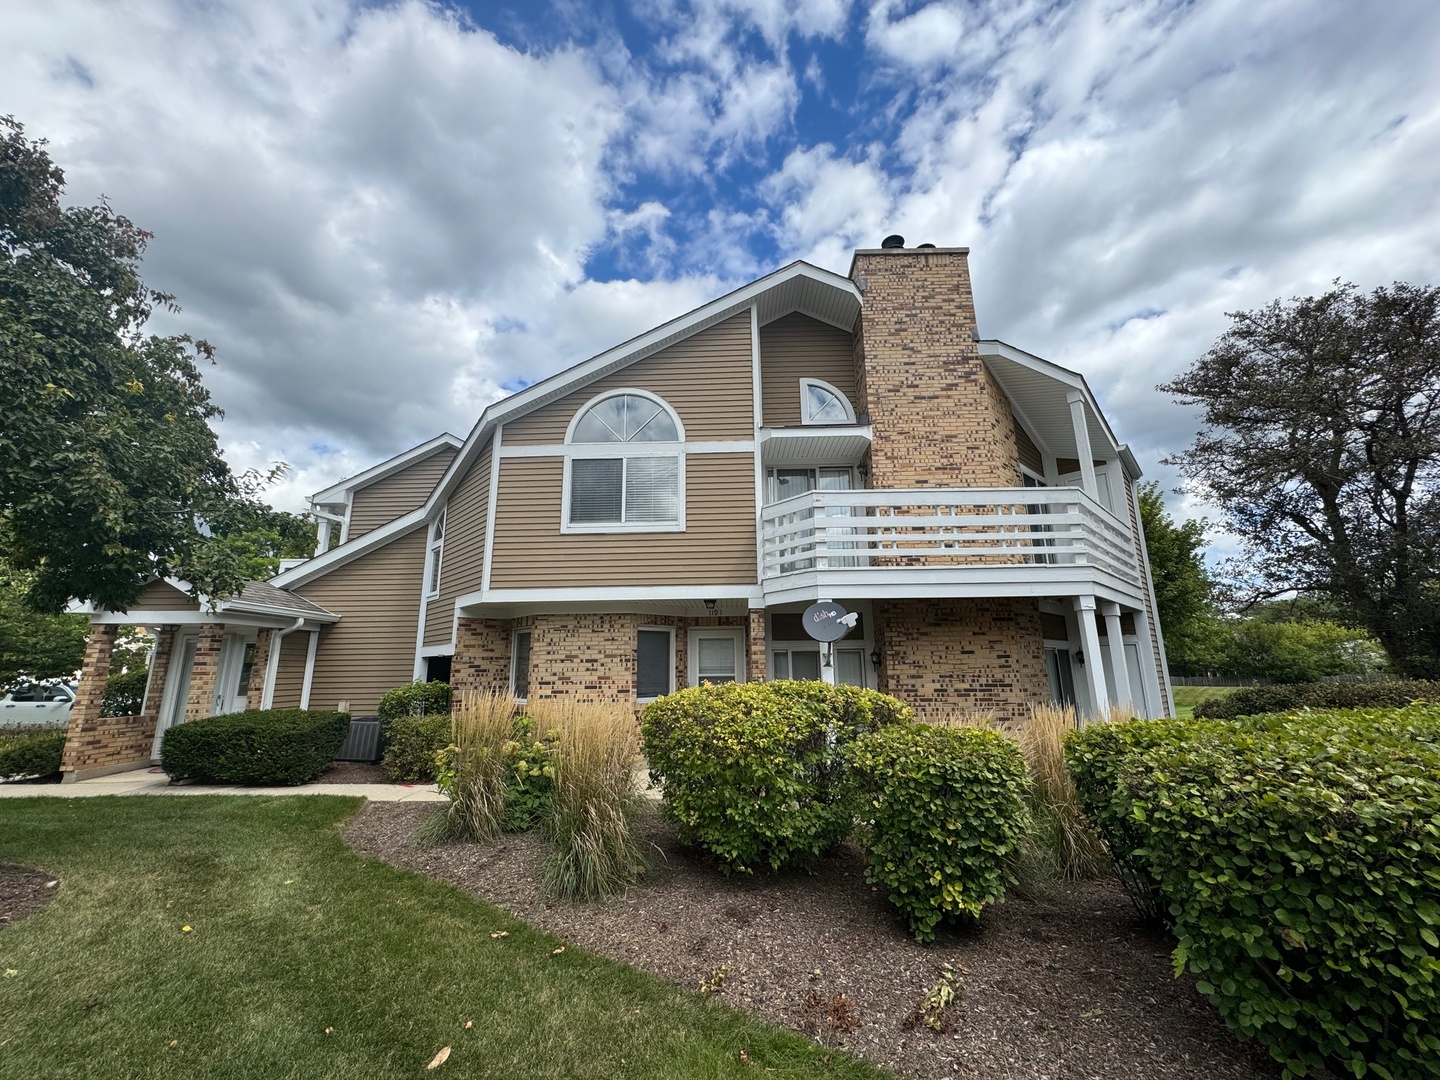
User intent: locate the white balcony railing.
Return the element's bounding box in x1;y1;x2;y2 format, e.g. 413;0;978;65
760;487;1137;584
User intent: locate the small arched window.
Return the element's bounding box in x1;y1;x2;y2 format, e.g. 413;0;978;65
800;379;856;425
564;391;684;532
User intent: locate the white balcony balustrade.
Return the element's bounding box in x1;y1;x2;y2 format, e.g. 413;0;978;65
759;487;1142;606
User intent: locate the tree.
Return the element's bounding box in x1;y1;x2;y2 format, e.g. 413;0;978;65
1163;281;1440;678
0;116;261;613
1136;481;1217;674
0;558;87;689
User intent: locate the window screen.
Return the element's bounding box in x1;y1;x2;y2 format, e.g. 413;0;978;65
637;630;671;699
512;631;532;699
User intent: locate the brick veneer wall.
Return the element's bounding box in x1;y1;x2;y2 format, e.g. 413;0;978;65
245;629;272;708
850;248;1021;490
747;608;767;682
60;624;119;774
184;623;226;721
451;618;512;697
875;598;1048;725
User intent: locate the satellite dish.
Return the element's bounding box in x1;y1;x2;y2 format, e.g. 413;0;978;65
802;601;854;643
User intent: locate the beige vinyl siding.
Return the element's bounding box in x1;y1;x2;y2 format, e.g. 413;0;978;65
1015;422;1043;475
490;454;757;588
759;312;859;426
424;446;492;647
502;313;754;444
269;631;310;709
293;527;427;715
347;446;457;539
128;580;199;611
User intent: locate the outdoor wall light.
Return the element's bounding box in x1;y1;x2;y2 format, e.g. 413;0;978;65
1074;650;1085;666
703;598;718;614
869;649;881;669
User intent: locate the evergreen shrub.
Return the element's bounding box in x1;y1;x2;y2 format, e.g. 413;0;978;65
1192;679;1436;720
160;708;349;785
848;723;1031;941
0;725;65;780
1066;708;1440;1078
640;681;913;875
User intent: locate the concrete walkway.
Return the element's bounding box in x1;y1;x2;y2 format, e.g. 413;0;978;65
0;766;447;801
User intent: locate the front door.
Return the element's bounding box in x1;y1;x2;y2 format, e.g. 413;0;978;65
152;635;197;757
213;634;257;716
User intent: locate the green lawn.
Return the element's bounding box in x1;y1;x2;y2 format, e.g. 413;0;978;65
1170;684;1238;719
0;797;886;1080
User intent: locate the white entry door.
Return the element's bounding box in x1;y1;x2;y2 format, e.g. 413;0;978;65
151;635;197;758
213;634;257;716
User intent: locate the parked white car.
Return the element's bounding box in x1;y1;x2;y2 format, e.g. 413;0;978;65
0;683;76;726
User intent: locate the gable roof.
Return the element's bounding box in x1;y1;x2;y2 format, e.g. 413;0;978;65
273;260;861;589
308;432;462;507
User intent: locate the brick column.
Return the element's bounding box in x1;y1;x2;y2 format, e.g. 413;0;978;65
60;624;118;776
452;617;511;696
139;630;175;733
245;629;272;708
184;623;226;721
747;609;767;683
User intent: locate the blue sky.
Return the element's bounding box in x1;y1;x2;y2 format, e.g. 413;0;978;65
5;0;1440;539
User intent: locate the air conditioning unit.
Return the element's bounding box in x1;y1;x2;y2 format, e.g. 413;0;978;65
337;719;382;762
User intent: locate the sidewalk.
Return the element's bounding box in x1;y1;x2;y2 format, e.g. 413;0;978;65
0;766;447;801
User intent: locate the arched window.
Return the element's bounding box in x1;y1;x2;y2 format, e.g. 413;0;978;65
564;391;684;531
799;379;856;425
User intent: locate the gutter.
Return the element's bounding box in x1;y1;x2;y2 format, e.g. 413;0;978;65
260;617;305;709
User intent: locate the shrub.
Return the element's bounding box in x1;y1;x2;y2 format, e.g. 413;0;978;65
161;708;349;785
531;698;645;900
376;680;452;722
1066;708;1440;1078
1192;678;1436;719
432;691;517;843
382;712;450;782
848;723;1031;942
640;681;914;875
101;667;149;716
502;715;556;832
0;725;65;780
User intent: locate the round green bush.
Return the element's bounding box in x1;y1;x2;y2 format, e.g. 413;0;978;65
101;667;149;717
381;712;450;782
376;680;452;722
1067;707;1440;1078
640;681;914;875
1192;678;1436;720
848;723;1031;942
161;708;349;785
0;726;65;780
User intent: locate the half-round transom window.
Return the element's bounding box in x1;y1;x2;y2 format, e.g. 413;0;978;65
571;393;679;443
801;379;855;424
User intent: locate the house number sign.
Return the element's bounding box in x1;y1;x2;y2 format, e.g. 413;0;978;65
802;600;857;642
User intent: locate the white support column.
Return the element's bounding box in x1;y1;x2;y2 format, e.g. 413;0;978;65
299;630;320;709
315;518;331;557
1073;595;1108;722
261;618;303;709
1102;602;1131;713
1067;390;1099;500
1129;606;1166;719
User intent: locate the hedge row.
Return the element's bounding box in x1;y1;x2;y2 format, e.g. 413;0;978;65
0;726;65;780
1066;708;1440;1079
1193;678;1437;719
161;709;350;785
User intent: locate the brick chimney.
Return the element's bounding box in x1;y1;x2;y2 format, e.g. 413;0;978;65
850;244;1020;489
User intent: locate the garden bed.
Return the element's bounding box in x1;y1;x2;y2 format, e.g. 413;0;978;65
346;802;1280;1080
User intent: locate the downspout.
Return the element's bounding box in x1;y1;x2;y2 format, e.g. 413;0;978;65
260;617;305;709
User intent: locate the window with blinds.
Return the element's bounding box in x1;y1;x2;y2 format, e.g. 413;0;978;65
637;628;672;699
566;392;682;530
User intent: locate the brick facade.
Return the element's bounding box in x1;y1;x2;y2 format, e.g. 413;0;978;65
850;248;1021;490
874;598;1047;725
245;629;272;708
184;623;226;721
747;608;767;682
60;625;120;775
451;617;511;696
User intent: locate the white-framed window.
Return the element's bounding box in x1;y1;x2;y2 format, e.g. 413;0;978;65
687;627;744;687
425;508;446;598
799;378;856;425
511;629;532;701
563;390;685;533
636;626;675;701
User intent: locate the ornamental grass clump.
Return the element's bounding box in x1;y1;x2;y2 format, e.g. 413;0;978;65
1066;706;1440;1079
530;698;645;901
848;723;1031;942
432;690;517;844
1014;703;1109;884
641;682;914;875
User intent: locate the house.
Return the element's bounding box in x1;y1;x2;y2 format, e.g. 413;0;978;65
61;241;1172;781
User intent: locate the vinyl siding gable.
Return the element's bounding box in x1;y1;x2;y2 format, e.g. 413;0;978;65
423;445;492;647
759;312;859;426
347;446;458;539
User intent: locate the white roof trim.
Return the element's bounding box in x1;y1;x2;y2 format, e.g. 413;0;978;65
309;432;462;506
270;508;429;588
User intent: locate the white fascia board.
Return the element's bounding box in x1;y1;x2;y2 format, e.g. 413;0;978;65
269;509;428;588
457;584;763;608
86;610;329;630
418;262;862;521
979;339;1126;456
761;569;1146;608
308;432;462;505
1118;444;1143;480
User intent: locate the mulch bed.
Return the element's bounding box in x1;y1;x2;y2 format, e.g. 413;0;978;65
314;761;390;784
345;803;1281;1080
0;864;57;930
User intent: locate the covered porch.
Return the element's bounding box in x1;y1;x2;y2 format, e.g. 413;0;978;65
63;580;337;782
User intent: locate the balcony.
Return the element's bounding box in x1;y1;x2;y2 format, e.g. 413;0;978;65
759;487;1144;606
